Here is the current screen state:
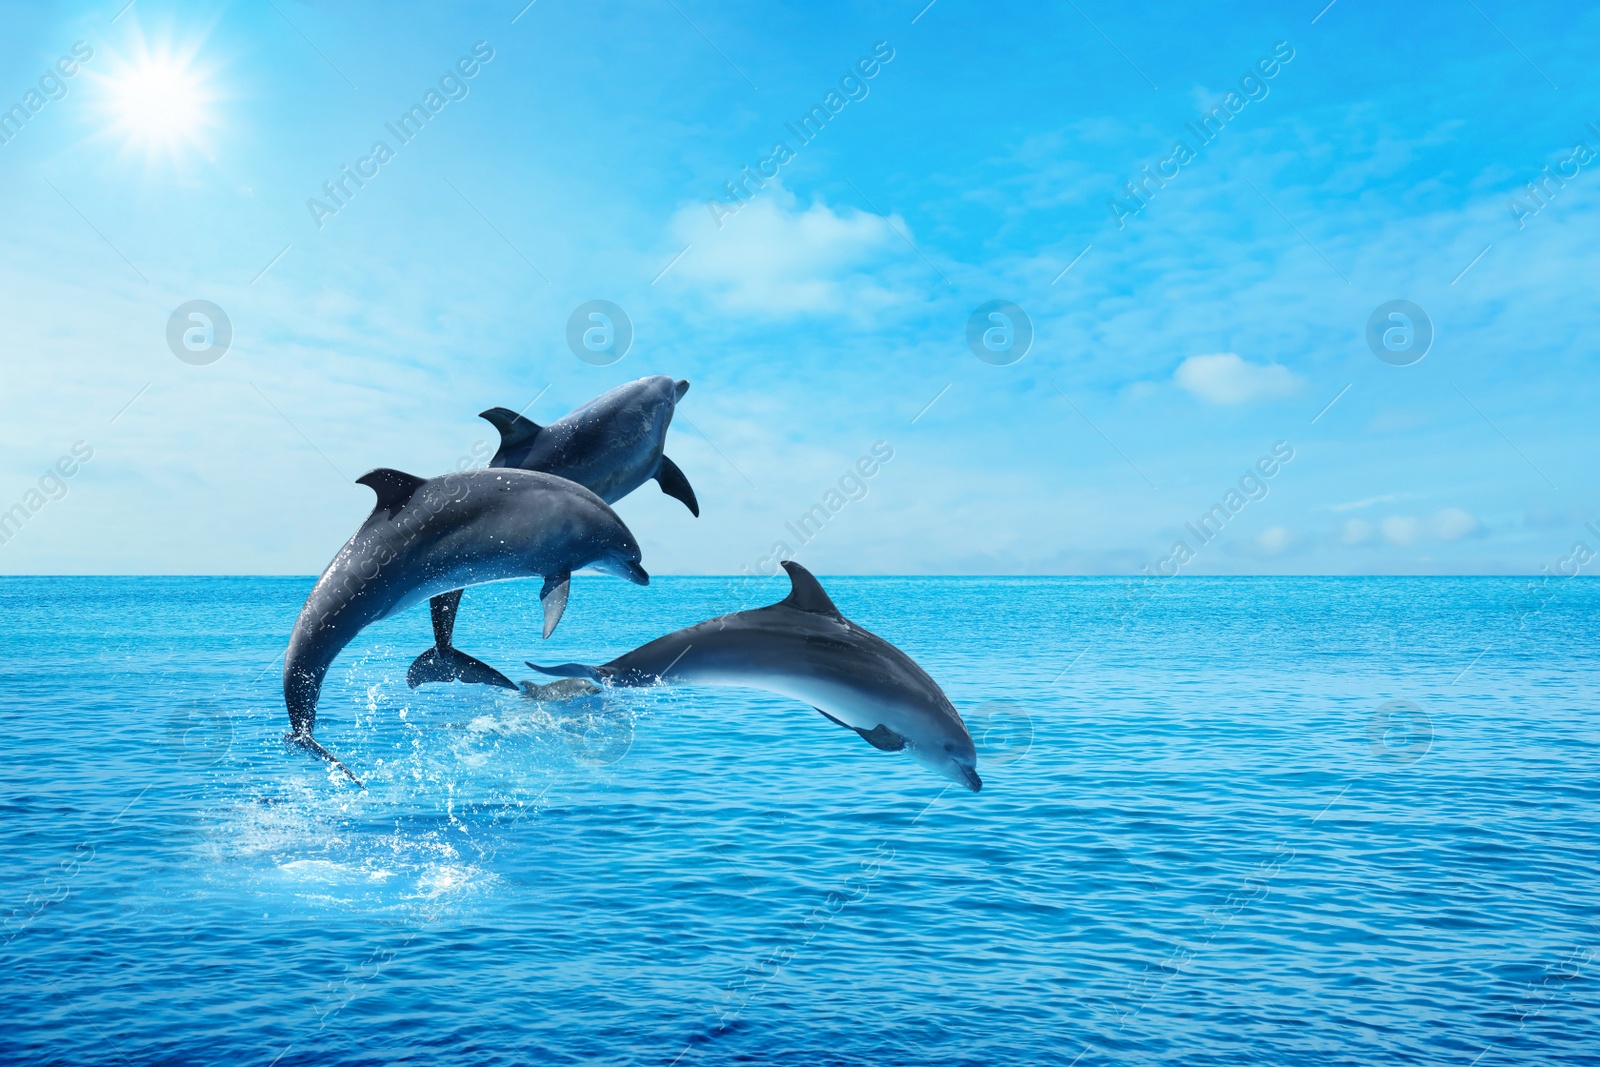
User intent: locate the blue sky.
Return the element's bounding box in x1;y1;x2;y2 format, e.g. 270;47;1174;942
0;0;1595;575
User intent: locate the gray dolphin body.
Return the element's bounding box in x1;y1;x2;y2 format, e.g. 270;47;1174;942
284;466;648;780
410;376;697;691
529;562;981;791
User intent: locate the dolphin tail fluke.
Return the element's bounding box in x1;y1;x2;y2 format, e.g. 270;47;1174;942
525;661;606;683
407;645;518;690
285;732;365;786
430;590;464;647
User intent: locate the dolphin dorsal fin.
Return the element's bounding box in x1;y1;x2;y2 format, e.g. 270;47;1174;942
356;468;427;516
779;561;841;616
479;407;542;456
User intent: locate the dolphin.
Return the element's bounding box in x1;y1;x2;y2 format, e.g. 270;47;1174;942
410;375;697;691
283;466;648;781
527;561;981;791
482;376;698;510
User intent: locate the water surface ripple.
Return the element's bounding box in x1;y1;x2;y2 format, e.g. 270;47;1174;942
2;576;1596;1065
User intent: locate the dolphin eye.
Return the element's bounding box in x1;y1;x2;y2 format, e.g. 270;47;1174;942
944;742;954;753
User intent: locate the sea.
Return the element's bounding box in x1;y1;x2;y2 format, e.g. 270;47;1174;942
1;575;1596;1066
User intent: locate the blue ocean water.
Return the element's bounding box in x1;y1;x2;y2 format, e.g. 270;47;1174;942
1;575;1597;1066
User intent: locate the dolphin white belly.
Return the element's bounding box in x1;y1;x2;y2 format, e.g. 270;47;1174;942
670;659;900;734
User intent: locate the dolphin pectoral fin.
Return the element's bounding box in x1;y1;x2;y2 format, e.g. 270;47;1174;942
286;733;365;786
541;571;571;639
430;590;464;647
407;646;518;690
814;707;853;730
854;724;907;752
526;661;607;684
479;407;542;464
655;455;700;517
812;707;905;751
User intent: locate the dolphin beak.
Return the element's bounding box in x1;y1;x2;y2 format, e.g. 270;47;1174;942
960;765;982;792
621;560;650;586
674;379;690;401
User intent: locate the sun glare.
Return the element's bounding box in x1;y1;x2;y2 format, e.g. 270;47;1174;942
114;60;204;145
98;33;217;160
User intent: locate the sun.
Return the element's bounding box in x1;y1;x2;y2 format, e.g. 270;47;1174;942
97;31;219;160
113;59;206;147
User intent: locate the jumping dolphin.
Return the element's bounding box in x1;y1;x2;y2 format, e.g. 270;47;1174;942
527;561;981;791
284;466;648;780
410;376;697;691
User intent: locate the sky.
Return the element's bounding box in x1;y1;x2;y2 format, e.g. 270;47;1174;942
0;0;1596;576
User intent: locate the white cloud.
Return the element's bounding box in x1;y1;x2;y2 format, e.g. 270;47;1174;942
1258;525;1290;553
1351;510;1478;549
1331;492;1406;512
1382;515;1422;546
666;185;906;316
1174;353;1303;405
1432;507;1481;541
1343;518;1373;544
